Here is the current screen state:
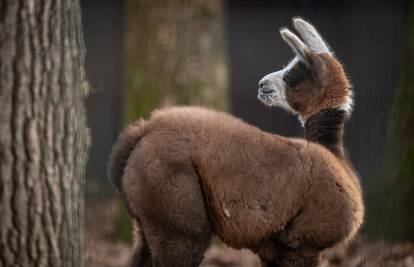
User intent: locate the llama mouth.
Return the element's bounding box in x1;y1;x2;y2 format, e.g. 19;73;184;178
259;88;276;95
257;93;277;106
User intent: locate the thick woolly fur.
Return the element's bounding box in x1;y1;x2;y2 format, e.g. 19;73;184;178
109;18;364;267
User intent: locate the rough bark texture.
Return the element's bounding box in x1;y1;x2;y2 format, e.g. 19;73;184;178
124;0;228;123
0;0;90;266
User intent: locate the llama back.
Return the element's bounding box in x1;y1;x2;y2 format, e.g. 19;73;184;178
108;118;148;193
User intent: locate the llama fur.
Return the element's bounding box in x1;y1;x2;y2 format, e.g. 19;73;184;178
109;18;364;267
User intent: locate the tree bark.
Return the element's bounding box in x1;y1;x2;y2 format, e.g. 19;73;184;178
367;0;414;241
124;0;228;123
0;0;90;266
115;0;228;243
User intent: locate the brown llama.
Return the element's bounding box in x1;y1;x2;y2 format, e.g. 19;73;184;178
108;18;364;267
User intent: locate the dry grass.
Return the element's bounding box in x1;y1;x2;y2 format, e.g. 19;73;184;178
85;198;414;267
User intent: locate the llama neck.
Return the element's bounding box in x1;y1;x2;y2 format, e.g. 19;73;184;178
304;108;347;157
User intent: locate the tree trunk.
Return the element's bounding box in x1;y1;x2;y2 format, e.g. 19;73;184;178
115;0;228;243
367;0;414;241
124;0;228;123
0;0;90;266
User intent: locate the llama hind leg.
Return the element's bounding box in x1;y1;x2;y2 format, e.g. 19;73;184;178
130;244;151;267
138;194;213;267
130;219;152;267
125;168;213;267
146;230;212;267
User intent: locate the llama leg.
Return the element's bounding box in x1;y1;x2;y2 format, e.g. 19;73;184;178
260;259;279;267
140;201;212;267
130;219;152;267
124;167;213;267
274;205;348;267
255;241;283;267
277;205;349;250
147;232;212;267
277;247;320;267
130;244;151;267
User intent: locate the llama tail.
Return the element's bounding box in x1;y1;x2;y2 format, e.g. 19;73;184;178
108;118;148;194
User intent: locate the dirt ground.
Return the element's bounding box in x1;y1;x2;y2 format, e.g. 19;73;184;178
85;199;414;267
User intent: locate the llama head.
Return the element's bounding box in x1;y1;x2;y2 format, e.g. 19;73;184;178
258;18;352;122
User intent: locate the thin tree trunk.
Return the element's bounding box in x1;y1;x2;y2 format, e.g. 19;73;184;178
0;0;90;266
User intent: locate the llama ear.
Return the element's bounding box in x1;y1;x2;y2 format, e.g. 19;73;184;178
310;54;330;87
280;28;314;67
292;17;331;54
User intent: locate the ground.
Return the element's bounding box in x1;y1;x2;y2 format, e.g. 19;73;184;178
85;198;414;267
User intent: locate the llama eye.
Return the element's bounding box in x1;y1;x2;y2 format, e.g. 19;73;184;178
283;72;301;88
283;69;304;88
283;61;310;88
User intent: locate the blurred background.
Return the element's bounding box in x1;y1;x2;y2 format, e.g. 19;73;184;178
81;0;414;266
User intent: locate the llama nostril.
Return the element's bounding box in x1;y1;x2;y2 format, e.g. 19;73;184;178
259;80;268;89
259;81;275;95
